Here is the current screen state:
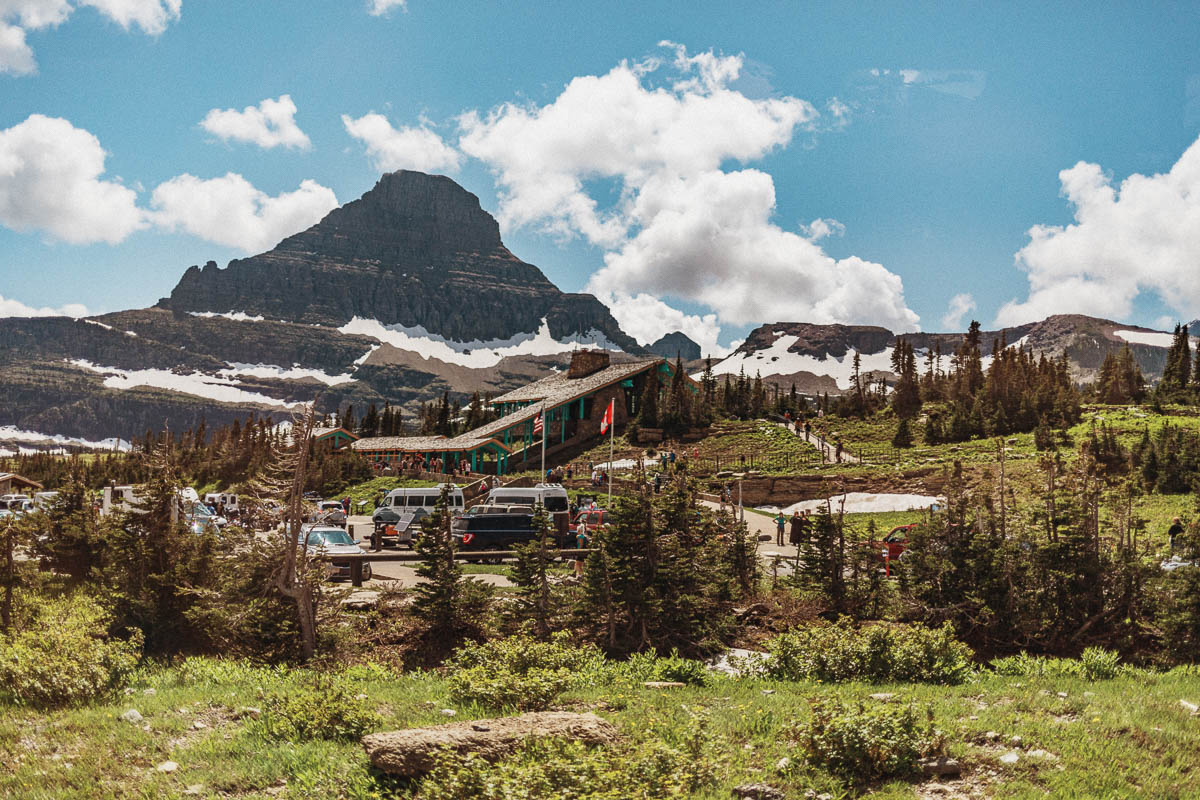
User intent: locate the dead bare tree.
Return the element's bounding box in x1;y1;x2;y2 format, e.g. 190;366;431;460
270;406;320;661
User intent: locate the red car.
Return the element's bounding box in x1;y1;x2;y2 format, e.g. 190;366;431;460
569;509;608;535
875;524;916;562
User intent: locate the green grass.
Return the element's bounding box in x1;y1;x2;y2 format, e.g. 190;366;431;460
4;656;1200;798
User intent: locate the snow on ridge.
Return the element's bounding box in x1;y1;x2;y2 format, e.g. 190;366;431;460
0;425;131;452
69;359;301;409
338;317;621;369
1112;329;1196;349
218;363;355;386
83;318;138;337
353;344;380;366
188;311;267;323
708;335;896;389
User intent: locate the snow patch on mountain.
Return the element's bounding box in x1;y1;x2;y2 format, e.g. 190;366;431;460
338;317;621;368
710;334;897;389
217;363;355;386
188;311;267;323
69;360;301;408
760;492;944;516
0;425;131;452
1114;329;1183;348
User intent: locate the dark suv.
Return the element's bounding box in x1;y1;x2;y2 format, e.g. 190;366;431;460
451;510;568;557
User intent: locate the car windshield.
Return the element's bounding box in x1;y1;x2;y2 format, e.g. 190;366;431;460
191;503;214;517
305;529;355;547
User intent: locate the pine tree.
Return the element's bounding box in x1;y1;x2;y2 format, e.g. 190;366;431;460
511;503;555;637
412;484;492;649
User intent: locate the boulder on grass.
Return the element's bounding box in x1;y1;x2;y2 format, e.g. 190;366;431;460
362;711;620;776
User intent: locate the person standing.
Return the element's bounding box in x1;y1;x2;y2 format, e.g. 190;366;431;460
774;511;787;546
574;519;590;578
789;511;802;547
1169;517;1185;552
804;421;812;442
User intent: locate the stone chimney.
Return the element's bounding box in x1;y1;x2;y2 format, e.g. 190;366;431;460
567;349;610;379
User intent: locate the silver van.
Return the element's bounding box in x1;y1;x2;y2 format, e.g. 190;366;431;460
485;483;569;514
372;484;465;545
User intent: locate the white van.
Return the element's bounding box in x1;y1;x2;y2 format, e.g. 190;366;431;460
101;485;139;516
203;492;239;513
372;484;465;545
485;483;569;514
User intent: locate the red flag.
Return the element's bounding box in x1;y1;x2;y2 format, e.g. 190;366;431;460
533;411;543;435
599;399;614;435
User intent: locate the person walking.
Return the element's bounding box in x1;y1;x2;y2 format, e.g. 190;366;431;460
774;511;787;546
789;511;802;548
1169;517;1185;552
804;421;811;441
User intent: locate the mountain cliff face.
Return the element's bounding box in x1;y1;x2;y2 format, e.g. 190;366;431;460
648;332;701;361
160;170;640;350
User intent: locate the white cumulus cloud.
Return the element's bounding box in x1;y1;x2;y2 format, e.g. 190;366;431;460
0;114;145;243
940;292;976;330
342;112;461;173
458;43;920;344
149;173;337;252
594;291;729;358
201;94;311;150
366;0;404;15
996;134;1200;327
0;0;178;74
0;293;88;318
77;0;180;35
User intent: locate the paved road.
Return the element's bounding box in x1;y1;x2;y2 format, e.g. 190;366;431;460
344;516;514;588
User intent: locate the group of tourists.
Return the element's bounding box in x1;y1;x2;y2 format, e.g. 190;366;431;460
772;509;814;547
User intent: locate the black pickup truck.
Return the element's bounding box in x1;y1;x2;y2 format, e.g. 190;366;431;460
451;511;570;558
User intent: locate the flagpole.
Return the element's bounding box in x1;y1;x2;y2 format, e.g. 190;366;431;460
607;400;613;508
540;399;546;480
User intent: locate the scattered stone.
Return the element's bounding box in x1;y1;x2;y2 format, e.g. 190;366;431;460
1181;699;1199;715
440;709;457;717
775;756;791;772
1008;735;1023;748
920;756;962;778
143;688;156;696
355;693;369;700
156;761;179;773
184;786;204;796
341;590;381;610
235;706;261;720
420;701;436;710
731;783;784;800
760;689;776;695
643;681;685;689
192;721;207;731
984;731;1001;742
999;751;1020;765
1083;691;1096;698
124;688;134;695
120;709;143;724
968;715;978;720
1027;749;1059;762
1056;692;1068;698
362;711;620;776
869;693;897;701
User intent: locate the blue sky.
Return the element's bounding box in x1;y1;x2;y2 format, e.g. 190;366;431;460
3;1;1200;355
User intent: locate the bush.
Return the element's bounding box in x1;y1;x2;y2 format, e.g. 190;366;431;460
763;620;973;685
0;593;142;708
990;647;1122;680
447;632;604;711
792;699;945;787
609;649;712;686
252;676;380;740
419;715;715;799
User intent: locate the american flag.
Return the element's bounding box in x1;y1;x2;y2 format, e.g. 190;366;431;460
533;411;543;436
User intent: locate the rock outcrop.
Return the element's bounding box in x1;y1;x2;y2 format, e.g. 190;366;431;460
160;170;641;350
648;331;702;361
361;711;620;776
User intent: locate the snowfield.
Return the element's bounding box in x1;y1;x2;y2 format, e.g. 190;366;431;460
69;360;301;408
187;311;268;322
708;333;897;389
338;317;621;369
217;363;355;386
760;492;943;516
0;425;130;452
1113;329;1193;348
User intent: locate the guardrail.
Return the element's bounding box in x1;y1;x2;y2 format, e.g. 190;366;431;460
315;549;594;587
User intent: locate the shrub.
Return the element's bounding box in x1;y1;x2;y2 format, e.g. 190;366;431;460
610;649;712;686
252;676;380;740
447;632;604;711
763;619;973;685
419;715;715;799
0;593;142;708
792;699;945;787
990;647;1122;680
